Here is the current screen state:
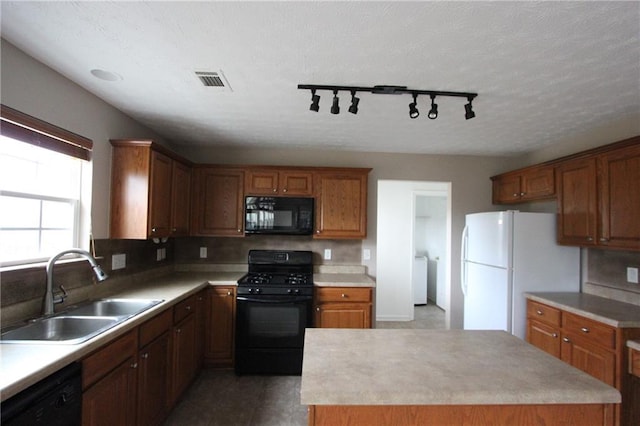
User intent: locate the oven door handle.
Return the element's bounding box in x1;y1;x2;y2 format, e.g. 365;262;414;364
236;296;312;304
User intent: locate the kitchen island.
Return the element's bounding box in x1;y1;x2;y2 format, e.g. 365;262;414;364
301;329;620;426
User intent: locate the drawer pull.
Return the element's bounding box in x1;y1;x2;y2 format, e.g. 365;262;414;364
130;362;138;369
580;327;589;333
141;353;149;359
536;310;543;315
562;337;571;343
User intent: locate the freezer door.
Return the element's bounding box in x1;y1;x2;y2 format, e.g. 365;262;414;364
464;212;511;268
463;262;510;333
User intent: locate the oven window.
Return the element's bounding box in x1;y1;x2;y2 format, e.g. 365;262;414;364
248;306;300;338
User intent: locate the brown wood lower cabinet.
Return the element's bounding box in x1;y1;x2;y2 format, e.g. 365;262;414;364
168;295;199;408
82;330;138;426
526;299;640;426
314;287;373;328
205;286;236;367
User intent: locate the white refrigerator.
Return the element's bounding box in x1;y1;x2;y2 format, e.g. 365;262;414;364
461;211;580;339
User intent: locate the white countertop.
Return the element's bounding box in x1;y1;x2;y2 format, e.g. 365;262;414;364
525;292;640;328
301;329;620;406
313;273;375;287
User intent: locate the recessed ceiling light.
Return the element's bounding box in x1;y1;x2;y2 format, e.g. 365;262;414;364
90;69;122;81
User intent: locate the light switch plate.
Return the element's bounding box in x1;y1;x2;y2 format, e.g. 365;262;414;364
363;249;371;260
627;267;639;284
324;249;332;260
156;248;163;261
200;247;207;258
112;253;126;270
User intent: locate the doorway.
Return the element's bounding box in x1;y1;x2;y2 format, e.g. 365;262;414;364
376;180;451;327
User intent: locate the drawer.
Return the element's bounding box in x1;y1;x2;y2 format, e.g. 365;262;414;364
173;294;197;324
630;347;640;377
562;312;615;349
139;308;172;347
315;287;372;303
83;329;137;389
526;300;561;327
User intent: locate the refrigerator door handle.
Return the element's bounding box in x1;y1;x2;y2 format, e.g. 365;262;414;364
461;224;469;297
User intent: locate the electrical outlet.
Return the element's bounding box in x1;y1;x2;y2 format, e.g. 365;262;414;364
112;253;126;270
627;267;639;284
156;248;163;261
161;248;167;260
363;249;371;260
200;247;207;258
324;249;332;260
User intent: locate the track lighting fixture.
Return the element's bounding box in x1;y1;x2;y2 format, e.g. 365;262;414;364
330;90;340;115
309;89;320;112
348;91;360;114
464;97;475;120
428;95;438;120
298;84;477;120
409;93;419;119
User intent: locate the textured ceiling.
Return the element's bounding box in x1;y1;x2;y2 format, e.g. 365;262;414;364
1;1;639;156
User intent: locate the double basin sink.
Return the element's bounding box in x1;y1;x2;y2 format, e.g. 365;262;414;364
1;299;163;345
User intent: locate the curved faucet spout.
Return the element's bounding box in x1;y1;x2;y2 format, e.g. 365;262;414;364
44;249;108;316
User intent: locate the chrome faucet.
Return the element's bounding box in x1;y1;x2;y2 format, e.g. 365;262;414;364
44;248;108;316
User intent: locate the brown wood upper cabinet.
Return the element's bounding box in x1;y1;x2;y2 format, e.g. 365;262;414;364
557;141;640;250
110;140;192;239
491;165;555;204
314;169;370;239
245;168;313;196
191;166;245;237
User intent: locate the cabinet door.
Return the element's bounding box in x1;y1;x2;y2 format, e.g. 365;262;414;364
148;150;173;238
82;357;137;426
315;172;368;239
169;314;197;407
280;171;313;195
556;158;598;246
521;166;555;200
193;168;244;236
205;286;236;366
599;144;640;250
561;334;616;386
245;170;279;195
170;161;191;236
492;174;521;204
137;332;170;426
526;320;561;358
315;303;371;328
195;290;207;369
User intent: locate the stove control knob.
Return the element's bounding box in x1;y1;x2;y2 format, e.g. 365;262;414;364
248;288;254;294
294;289;300;295
256;288;262;294
287;289;292;294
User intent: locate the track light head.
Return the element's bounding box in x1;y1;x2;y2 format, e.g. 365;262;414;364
465;97;475;120
331;90;340;115
409;93;419;119
348;91;359;114
309;89;320;112
428;95;438;120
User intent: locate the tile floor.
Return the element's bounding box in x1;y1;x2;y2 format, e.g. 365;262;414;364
165;304;445;425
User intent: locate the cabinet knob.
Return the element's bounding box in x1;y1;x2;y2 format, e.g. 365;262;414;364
341;293;347;298
273;188;277;193
512;193;519;197
237;229;242;233
580;327;590;333
151;228;157;233
176;328;181;334
536;310;543;315
141;353;149;359
185;305;192;311
586;237;593;242
520;192;525;196
552;333;558;338
227;291;232;296
130;362;138;369
599;238;608;242
172;228;177;232
283;188;288;193
562;337;570;343
316;230;321;234
316;307;320;312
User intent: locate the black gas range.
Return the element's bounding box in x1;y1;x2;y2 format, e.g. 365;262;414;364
235;250;314;375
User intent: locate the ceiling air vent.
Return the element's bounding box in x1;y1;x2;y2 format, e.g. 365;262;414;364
195;70;233;90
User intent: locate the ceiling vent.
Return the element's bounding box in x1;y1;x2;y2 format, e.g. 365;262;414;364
195;71;232;91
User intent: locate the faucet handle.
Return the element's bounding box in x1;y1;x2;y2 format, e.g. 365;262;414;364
53;284;68;305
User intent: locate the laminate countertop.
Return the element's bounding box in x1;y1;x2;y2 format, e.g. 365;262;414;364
313;273;375;287
525;292;640;328
300;329;620;406
0;271;239;402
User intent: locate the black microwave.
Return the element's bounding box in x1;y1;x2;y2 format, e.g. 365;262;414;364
244;196;314;235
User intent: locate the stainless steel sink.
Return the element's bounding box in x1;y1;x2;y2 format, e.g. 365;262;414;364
0;298;163;344
64;298;163;319
0;316;120;344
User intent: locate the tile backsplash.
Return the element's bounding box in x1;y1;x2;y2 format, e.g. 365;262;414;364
583;248;640;305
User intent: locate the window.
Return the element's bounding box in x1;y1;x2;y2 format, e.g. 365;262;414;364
0;105;93;266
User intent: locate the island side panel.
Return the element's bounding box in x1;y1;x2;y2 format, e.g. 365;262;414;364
308;404;615;426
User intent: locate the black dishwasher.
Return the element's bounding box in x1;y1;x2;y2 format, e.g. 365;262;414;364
1;362;82;425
